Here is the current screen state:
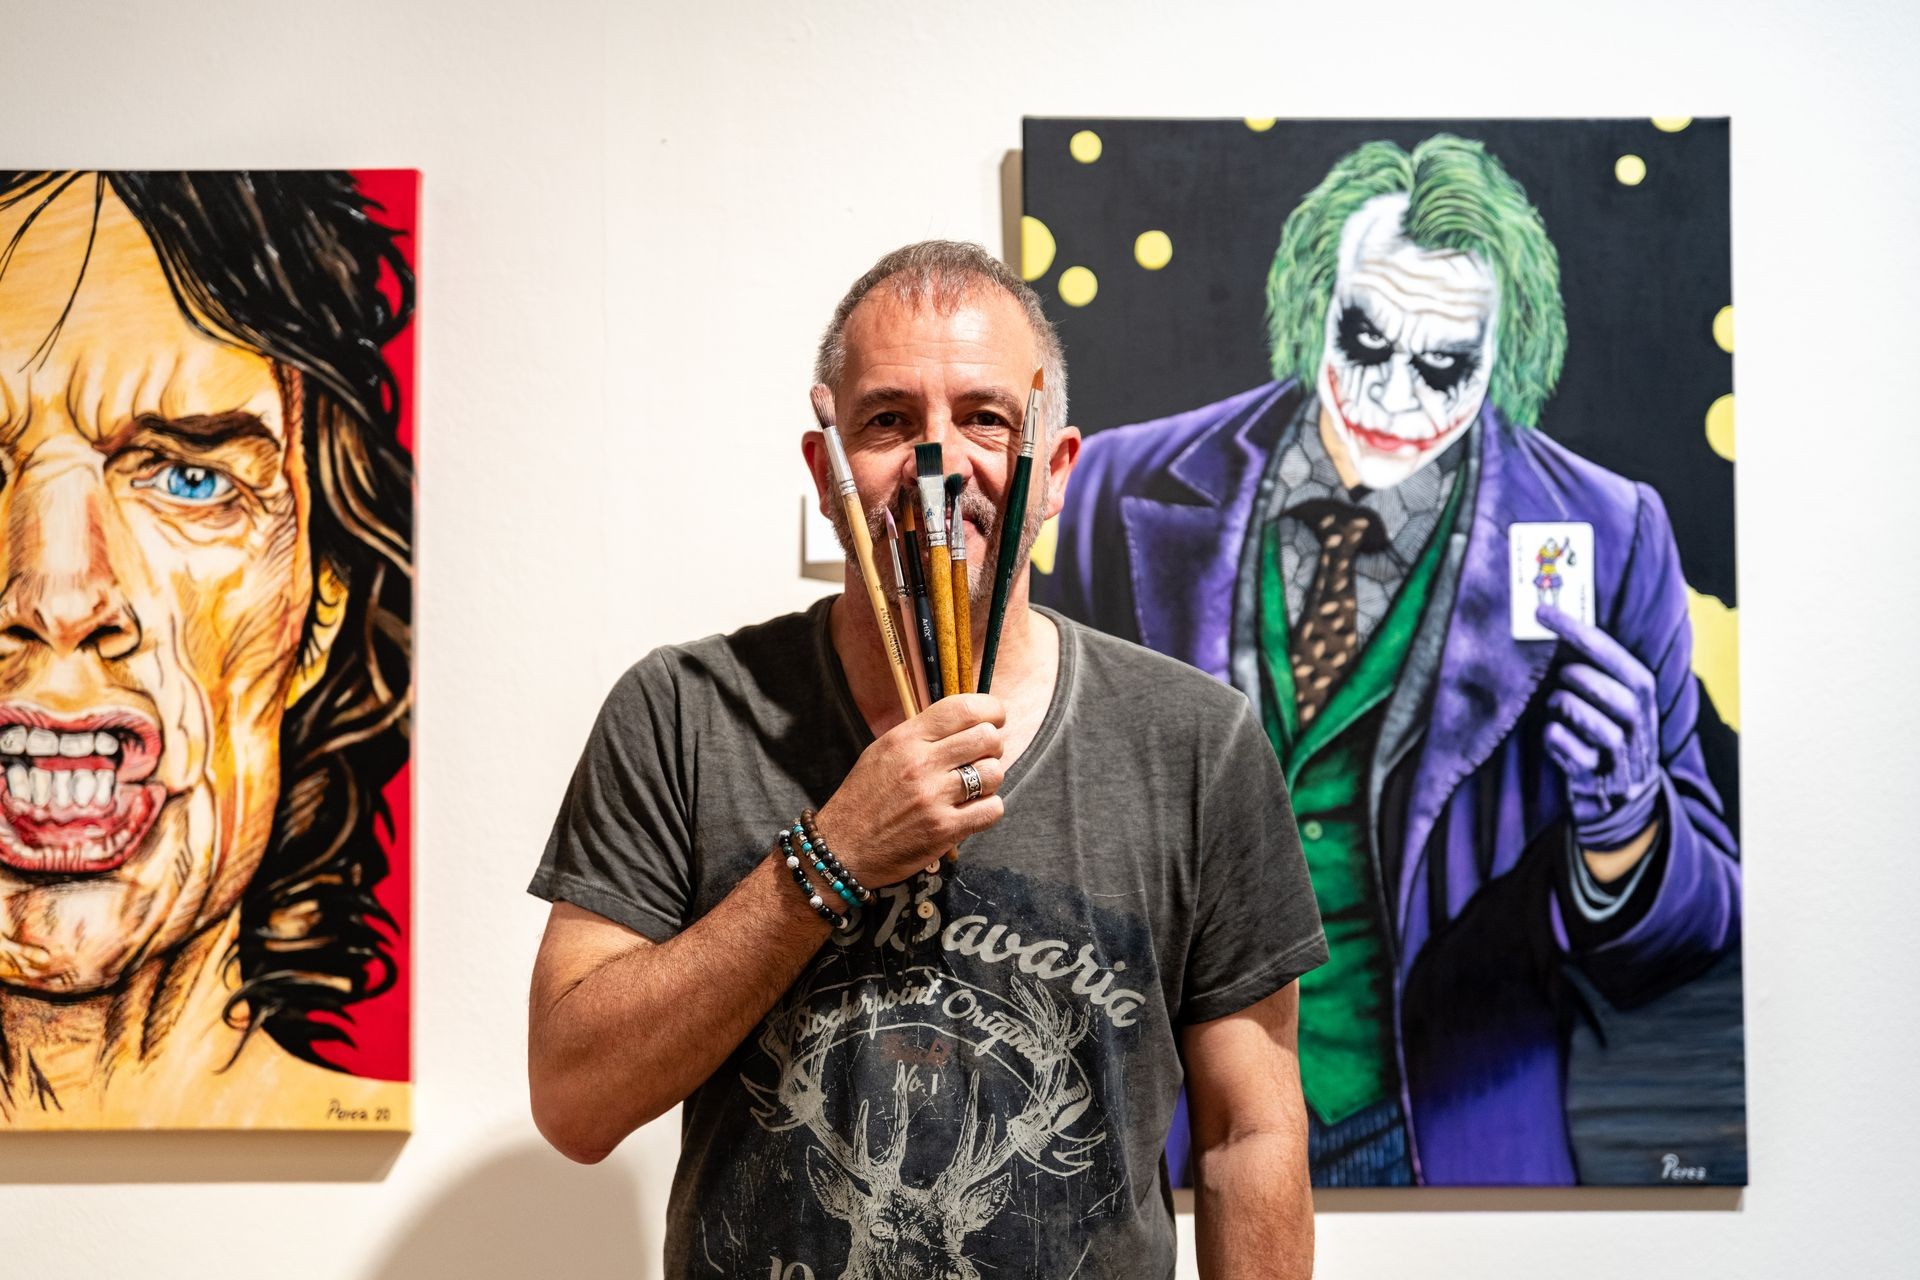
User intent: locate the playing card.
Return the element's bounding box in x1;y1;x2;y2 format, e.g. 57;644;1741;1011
1509;521;1594;640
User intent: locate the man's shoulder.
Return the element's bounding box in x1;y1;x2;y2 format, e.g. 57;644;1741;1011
613;602;826;704
1054;609;1253;726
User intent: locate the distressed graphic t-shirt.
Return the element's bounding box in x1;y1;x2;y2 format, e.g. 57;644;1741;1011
531;599;1326;1280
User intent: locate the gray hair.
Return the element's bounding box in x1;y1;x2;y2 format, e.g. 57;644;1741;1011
814;240;1068;439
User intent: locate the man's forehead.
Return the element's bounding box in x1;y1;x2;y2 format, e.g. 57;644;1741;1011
0;180;283;440
839;283;1037;390
1338;193;1497;311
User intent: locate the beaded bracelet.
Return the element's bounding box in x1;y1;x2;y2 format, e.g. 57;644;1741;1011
778;827;856;929
788;819;861;914
800;809;871;904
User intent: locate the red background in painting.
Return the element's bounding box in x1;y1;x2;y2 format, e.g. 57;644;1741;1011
311;169;416;1082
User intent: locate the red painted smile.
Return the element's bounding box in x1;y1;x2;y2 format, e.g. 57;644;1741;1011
1325;366;1471;456
0;702;168;876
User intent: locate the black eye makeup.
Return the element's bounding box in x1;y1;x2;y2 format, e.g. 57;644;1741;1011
1335;304;1393;367
1411;347;1480;394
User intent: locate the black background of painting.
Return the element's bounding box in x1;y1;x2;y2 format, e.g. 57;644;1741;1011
1023;117;1745;1186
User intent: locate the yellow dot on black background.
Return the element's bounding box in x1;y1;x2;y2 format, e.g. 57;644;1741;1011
1134;230;1173;270
1652;117;1693;133
1245;118;1277;132
1616;154;1647;186
1021;216;1057;282
1058;266;1098;307
1070;130;1102;164
1713;305;1734;353
1705;394;1734;460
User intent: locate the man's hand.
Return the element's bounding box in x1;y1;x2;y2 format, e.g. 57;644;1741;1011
816;693;1008;887
1536;604;1663;872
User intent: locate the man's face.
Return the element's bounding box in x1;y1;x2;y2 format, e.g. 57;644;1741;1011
808;284;1079;612
1317;193;1499;490
0;183;319;993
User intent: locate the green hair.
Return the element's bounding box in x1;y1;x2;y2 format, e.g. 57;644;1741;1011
1265;134;1566;428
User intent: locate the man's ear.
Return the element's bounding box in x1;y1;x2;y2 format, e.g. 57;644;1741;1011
1040;424;1082;521
286;561;348;709
800;430;836;521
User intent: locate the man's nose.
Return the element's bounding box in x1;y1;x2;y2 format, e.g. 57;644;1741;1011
0;465;141;661
1373;356;1423;414
898;417;973;491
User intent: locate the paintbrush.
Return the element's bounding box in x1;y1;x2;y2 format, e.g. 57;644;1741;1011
900;495;944;702
976;367;1044;694
915;444;961;700
812;385;918;719
883;505;931;713
946;474;972;694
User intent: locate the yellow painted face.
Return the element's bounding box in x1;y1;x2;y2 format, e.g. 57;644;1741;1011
0;179;321;993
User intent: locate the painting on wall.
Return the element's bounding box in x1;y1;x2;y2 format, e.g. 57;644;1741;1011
0;170;414;1130
1026;119;1743;1186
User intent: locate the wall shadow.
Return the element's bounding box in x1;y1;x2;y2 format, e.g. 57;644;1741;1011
0;1130;407;1183
362;1141;649;1280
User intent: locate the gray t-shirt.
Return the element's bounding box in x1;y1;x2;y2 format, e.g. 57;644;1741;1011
531;599;1326;1280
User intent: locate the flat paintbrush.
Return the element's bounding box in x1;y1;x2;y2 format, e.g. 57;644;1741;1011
915;443;961;700
900;496;944;702
977;367;1044;694
812;385;918;719
946;475;973;694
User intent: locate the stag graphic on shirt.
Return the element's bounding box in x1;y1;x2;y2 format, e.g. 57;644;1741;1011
746;977;1106;1280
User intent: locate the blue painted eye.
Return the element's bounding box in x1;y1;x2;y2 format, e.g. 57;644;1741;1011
137;464;232;503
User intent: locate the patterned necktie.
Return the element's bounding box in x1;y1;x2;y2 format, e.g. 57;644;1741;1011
1286;498;1386;725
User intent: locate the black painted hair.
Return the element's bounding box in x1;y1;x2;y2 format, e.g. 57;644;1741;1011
0;171;414;1070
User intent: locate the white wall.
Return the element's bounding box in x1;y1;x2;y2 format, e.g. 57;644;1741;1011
4;0;1917;1275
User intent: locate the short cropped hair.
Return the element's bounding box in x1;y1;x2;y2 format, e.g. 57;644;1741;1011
815;240;1068;439
1265;135;1567;428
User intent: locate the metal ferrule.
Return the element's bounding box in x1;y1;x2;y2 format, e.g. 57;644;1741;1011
823;427;858;498
917;476;948;549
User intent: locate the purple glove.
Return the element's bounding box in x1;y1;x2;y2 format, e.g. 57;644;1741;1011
1536;605;1662;850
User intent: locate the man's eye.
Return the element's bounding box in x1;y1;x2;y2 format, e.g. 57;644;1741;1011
1335;305;1394;366
867;412;909;431
134;464;233;503
1411;350;1478;395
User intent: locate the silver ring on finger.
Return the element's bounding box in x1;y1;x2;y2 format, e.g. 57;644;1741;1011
955;761;983;803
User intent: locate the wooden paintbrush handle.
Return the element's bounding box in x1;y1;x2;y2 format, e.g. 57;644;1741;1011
844;496;919;718
927;545;959;698
951;561;973;693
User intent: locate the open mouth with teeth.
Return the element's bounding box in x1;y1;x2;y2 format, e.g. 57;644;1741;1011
0;705;167;876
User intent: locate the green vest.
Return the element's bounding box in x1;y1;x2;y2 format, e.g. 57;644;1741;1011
1256;478;1461;1126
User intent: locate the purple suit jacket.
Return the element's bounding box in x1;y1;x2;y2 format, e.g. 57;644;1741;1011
1038;381;1742;1184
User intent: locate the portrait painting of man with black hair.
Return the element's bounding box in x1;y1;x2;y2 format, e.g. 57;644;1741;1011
1030;120;1744;1186
0;170;414;1129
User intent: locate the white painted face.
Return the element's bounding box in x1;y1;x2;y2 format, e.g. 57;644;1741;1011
1317;193;1499;490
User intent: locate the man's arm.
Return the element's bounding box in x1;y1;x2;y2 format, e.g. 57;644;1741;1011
528;693;1010;1164
1183;982;1313;1280
528;856;833;1164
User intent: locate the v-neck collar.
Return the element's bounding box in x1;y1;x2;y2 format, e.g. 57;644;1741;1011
810;596;1076;805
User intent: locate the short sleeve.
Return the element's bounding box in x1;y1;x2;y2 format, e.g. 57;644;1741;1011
1180;702;1327;1024
528;652;696;942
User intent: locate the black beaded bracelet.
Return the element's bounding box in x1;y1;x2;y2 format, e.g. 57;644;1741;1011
800;809;871;904
778;827;854;929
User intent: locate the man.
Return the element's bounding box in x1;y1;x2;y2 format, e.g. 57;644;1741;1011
528;241;1325;1277
1038;136;1742;1185
0;172;413;1128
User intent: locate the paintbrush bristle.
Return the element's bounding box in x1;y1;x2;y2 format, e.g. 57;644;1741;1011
883;505;899;537
914;442;943;478
1032;367;1044;391
808;383;837;430
944;474;964;501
